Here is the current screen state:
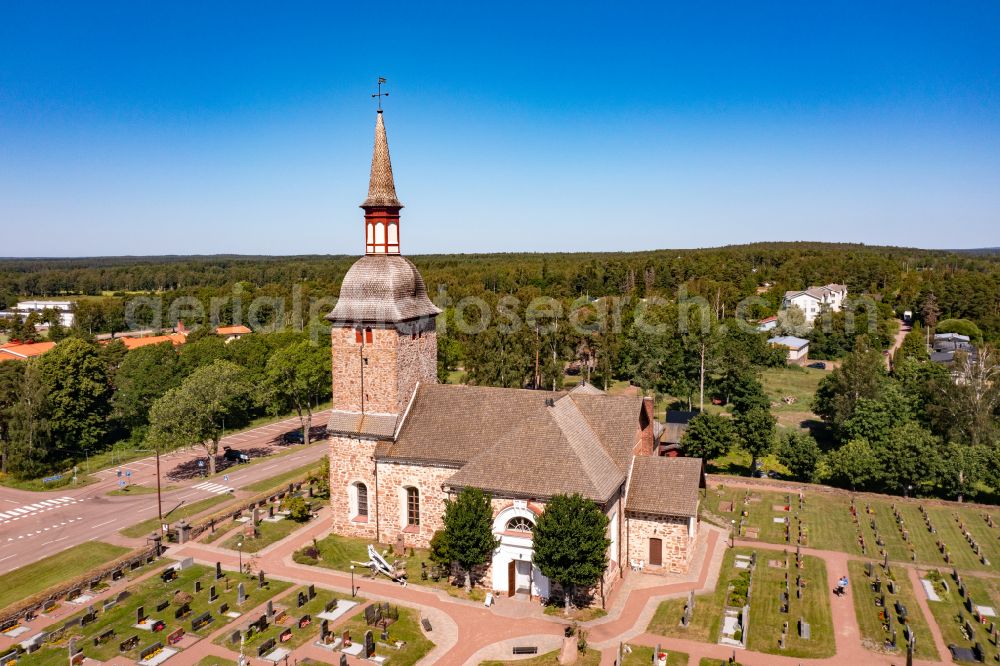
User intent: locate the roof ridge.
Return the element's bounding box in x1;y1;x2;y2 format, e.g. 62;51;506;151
550;395;619;499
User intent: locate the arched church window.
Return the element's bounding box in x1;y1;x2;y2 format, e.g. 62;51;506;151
506;516;533;533
406;487;420;527
356;482;368;517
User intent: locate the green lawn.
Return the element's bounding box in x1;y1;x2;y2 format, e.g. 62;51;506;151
212;585;362;651
120;495;231;538
337;604;434;666
702;485;859;554
746;554;835;658
0;542;129;611
221;516;309;553
647;548;739;643
847;560;938;661
240;461;319;492
197;658;238;666
22;564;291;665
621;645;689;665
302;534;487;601
922;568;1000;664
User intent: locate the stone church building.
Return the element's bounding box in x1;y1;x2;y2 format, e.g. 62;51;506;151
326;110;704;600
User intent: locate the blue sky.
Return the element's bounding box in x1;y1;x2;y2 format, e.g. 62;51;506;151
1;1;998;256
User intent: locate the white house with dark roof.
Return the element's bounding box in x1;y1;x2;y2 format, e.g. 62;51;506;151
781;284;847;323
324;110;704;603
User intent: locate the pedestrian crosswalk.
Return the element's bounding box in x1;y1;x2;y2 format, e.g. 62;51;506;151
192;481;234;495
0;497;81;525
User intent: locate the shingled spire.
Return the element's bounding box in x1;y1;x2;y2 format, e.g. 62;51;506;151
362;111;402;209
361;111;402;254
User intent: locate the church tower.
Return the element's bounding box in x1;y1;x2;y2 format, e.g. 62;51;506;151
325;109;440;416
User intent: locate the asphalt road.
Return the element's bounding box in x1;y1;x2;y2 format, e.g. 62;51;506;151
0;410;331;576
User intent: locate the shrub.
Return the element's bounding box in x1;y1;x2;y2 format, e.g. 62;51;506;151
286;496;310;522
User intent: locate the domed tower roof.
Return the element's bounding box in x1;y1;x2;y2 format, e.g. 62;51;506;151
326;255;441;324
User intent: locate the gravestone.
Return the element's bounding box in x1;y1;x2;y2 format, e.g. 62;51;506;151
266;600;274;621
321;619;330;641
297;591;307;607
237;582;246;605
308;584;316;599
365;604;377;625
219;603;229;615
340;654;348;666
215;562;224;580
194;580;201;593
298;614;312;628
258;569;266;588
209;586;218;602
324;599;338;613
156;600;169;612
799;618;811;640
136;606;146;624
364;630;375;658
229;630;241;644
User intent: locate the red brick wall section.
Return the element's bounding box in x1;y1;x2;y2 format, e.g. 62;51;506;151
328;434;379;541
626;512;692;574
373;460;455;549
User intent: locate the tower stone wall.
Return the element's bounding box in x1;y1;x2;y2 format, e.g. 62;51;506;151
328;434;379;540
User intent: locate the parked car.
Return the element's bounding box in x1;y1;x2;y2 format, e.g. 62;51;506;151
807;361;827;370
222;446;249;463
282;430;305;444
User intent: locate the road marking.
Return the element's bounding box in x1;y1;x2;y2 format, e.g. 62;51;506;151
42;536;70;545
192;482;234;495
92;519;116;528
0;554;15;562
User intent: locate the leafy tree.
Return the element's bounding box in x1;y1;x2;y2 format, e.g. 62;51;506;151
776;430;822;481
178;335;228;375
309;455;330;499
0;362;24;474
776;305;809;337
5;362;52;478
928;347;1000;447
429;530;451;569
812;338;886;429
261;341;330;445
874;422;941;495
894;321;929;363
285;496;310;522
533;493;610;614
733;407;776;474
147;360;250;474
818;438;881;491
680;412;735;461
937;442;992;502
919;292;940;329
37;337;110;454
439;488;499;591
936;318;982;342
112;341;182;432
839;382;911;446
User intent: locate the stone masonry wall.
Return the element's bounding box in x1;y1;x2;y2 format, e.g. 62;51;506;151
626;512;693;574
394;321;437;413
328;434;379;541
374;460;455;549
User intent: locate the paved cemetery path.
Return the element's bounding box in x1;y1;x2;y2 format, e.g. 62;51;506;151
0;411;331;575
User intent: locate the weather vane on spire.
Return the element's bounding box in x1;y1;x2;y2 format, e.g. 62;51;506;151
372;77;388;111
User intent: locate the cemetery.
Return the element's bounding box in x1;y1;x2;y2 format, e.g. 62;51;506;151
212;585;360;654
921;567;1000;664
846;559;938;661
9;562;290;666
617;645;690;665
331;602;433;666
220;498;313;553
647;547;834;658
705;484;1000;573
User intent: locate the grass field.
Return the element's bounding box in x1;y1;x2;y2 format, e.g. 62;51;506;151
120;495;230;538
921;568;1000;664
705;483;1000;576
22;563;291;666
336;603;434;666
240;461;319;492
621;645;689;665
197;658;237;666
221;516;308;553
746;554;835;658
0;542;129;611
847;560;938;661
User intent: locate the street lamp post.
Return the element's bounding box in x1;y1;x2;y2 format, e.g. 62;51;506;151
237;538;244;575
134;447;163;533
350;564;356;597
730;520;736;548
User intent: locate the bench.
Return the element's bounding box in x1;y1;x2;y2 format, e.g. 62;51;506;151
421;618;433;632
512;646;538;655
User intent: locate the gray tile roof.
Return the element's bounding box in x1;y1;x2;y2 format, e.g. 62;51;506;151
625;456;704;517
361;111;402;209
326;410;398;439
379;384;644;502
325;255;442;324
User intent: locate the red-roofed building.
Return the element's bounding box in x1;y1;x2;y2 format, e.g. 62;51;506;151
0;340;57;362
